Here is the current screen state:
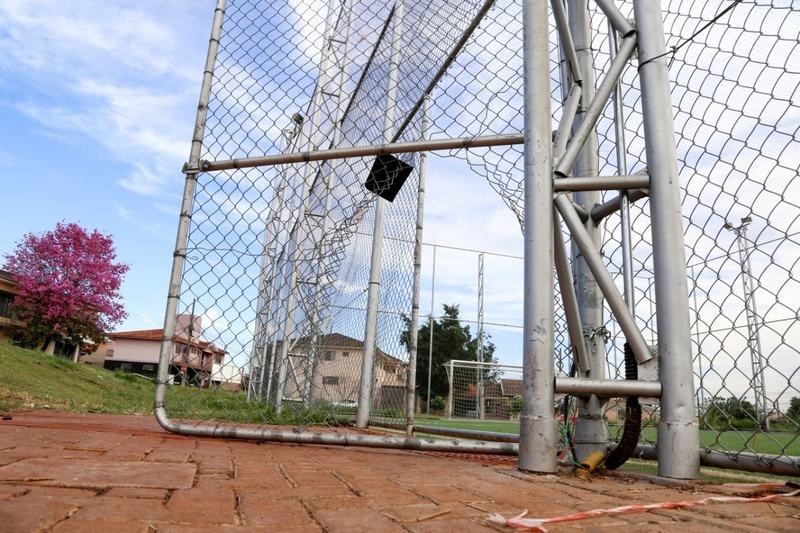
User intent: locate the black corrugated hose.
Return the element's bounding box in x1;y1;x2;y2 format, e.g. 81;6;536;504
604;342;642;470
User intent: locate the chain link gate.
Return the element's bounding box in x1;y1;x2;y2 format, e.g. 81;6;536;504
155;0;800;477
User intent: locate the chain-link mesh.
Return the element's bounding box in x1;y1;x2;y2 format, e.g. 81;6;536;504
161;0;799;472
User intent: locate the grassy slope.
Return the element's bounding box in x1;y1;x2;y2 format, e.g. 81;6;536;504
0;342;155;414
0;342;347;426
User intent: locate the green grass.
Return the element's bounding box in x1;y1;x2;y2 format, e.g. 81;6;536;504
414;414;800;457
0;342;154;414
0;342;351;426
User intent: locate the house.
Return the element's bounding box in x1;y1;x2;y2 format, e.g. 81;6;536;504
0;269;24;342
0;270;91;359
267;333;407;409
87;314;236;389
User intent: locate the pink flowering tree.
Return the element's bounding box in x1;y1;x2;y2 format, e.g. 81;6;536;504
3;222;129;350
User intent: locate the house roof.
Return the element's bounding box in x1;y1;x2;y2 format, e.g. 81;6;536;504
0;270;19;294
500;378;523;397
109;329;227;355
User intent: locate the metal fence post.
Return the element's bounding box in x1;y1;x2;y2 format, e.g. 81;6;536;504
566;0;608;462
633;0;699;479
357;0;405;428
405;97;430;436
518;0;557;473
155;0;227;422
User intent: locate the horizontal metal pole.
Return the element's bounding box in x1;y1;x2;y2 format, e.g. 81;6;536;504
199;133;524;171
155;408;518;455
381;423;520;443
557;377;660;398
591;188;648;220
633;445;800;477
595;0;635;37
555;194;654;364
554;174;649;191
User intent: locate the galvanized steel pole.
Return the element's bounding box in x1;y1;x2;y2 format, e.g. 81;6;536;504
633;0;699;479
357;0;405;428
427;245;436;413
518;0;557;473
156;0;226;418
567;0;608;462
405;97;430;436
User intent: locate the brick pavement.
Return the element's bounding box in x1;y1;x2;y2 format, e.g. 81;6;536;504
0;411;797;532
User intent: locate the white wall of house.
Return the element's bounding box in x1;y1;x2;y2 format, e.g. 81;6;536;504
211;362;243;385
101;339;160;364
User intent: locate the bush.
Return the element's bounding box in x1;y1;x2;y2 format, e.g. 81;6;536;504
730;417;758;430
430;395;446;412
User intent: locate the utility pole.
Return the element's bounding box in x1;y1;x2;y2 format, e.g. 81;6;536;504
476;252;485;419
182;298;196;387
427;244;436;413
724;216;769;430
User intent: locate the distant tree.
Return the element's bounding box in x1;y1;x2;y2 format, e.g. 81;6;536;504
400;304;496;406
3;222;128;350
787;397;800;424
702;396;758;429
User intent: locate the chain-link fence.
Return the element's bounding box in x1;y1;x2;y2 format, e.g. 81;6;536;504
157;0;799;475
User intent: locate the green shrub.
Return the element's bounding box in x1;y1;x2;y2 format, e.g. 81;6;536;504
430;395;446;411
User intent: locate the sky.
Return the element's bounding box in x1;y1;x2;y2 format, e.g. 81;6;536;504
0;0;526;365
0;1;221;330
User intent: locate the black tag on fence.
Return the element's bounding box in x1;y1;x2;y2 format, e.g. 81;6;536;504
364;154;413;202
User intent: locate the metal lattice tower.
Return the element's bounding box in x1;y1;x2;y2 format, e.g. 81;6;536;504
724;216;769;431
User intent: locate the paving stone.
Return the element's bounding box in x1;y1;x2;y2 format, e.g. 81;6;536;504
313;508;407;532
103;436;163;461
53;518;154;532
0;486;95;532
167;487;237;525
237;497;321;529
105;487;169;499
71;496;174;523
0;458;195;489
408;516;499;532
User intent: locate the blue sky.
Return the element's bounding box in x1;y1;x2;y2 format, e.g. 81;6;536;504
1;1;227;330
0;0;527;366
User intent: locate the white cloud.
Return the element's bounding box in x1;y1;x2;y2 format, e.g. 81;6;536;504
0;0;210;197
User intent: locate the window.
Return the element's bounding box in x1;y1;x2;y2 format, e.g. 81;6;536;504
323;351;335;361
120;362;133;371
142;364;155;373
322;376;339;385
342;351;349;358
106;349;114;357
0;293;13;318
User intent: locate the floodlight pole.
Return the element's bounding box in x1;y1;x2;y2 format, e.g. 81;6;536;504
357;0;405;428
633;0;699;479
725;217;769;430
305;0;356;405
567;0;608;462
518;0;557;473
273;0;341;412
